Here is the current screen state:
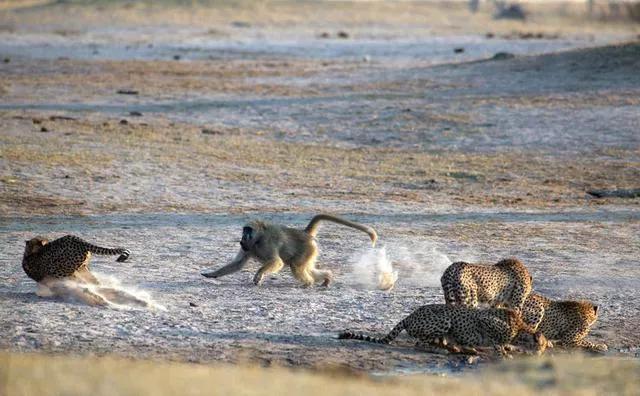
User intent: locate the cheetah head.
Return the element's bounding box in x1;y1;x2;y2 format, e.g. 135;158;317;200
24;237;49;257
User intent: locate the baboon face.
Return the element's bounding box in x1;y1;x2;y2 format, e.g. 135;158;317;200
24;237;48;257
240;222;265;253
240;226;256;251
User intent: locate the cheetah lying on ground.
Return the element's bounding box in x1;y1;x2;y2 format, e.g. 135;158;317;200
339;304;548;356
517;293;607;353
441;258;532;311
22;235;146;307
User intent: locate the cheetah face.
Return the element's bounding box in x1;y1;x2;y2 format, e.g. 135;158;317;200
24;237;49;257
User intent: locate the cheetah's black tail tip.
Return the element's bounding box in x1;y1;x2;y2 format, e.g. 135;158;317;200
338;331;388;344
116;250;131;262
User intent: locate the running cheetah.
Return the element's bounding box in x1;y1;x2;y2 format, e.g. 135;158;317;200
339;304;548;355
441;258;532;311
22;235;141;306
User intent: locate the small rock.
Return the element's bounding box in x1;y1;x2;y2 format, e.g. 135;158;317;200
49;115;75;121
201;128;222;135
587;188;640;199
117;89;138;95
40;126;49;132
494;3;527;20
173;55;181;61
32;118;42;124
453;47;465;53
486;32;495;38
129;111;143;117
3;57;9;63
492;52;515;61
337;31;349;39
231;21;251;28
319;32;330;38
189;302;198;307
119;119;129;125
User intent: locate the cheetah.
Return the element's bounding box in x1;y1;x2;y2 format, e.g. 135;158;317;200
339;304;548;356
441;258;532;311
518;293;607;353
22;235;145;307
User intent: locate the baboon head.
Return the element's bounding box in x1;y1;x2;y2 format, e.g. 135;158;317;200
240;221;267;253
24;237;49;257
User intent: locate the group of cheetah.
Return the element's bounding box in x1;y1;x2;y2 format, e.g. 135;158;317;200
342;257;607;355
20;231;606;358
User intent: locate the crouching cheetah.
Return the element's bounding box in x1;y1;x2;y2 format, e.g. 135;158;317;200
339;304;548;356
441;258;532;311
518;293;607;353
22;235;145;307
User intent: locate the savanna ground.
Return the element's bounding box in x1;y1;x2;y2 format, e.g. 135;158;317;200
1;0;639;393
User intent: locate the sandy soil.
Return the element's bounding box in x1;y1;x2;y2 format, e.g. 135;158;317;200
0;0;639;375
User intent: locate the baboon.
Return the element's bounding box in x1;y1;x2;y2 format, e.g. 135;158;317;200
202;214;377;287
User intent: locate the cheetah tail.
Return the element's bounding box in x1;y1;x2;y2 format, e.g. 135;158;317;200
76;238;131;262
338;319;406;344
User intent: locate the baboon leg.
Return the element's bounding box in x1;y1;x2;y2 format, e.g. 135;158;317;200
253;256;285;286
291;244;321;287
311;268;333;287
291;265;316;287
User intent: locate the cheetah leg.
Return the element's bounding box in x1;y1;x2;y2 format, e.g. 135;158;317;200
442;283;457;305
459;285;479;308
45;279;109;306
36;282;55;297
571;339;608;353
521;298;545;330
415;340;451;354
95;287;149;308
74;268;100;285
557;327;606;352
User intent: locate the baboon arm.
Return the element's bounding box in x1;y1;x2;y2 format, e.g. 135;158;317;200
202;250;250;278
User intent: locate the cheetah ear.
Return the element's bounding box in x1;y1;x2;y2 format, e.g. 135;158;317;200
593;305;598;315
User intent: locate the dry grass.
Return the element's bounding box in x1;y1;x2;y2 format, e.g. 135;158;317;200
1;351;639;396
1;112;639;216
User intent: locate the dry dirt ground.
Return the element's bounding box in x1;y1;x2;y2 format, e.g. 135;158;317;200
0;0;639;375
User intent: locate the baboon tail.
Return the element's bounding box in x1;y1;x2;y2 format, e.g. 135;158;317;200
305;214;377;246
65;235;131;262
338;319;405;344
